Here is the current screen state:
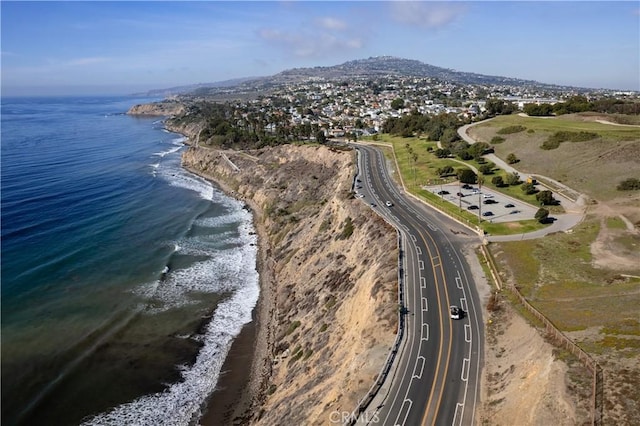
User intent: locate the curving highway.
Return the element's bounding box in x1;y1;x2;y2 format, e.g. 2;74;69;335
353;145;484;426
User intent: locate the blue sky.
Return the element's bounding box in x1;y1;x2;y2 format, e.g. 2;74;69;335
2;1;639;96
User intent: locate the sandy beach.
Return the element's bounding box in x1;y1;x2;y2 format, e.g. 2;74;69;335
182;163;275;425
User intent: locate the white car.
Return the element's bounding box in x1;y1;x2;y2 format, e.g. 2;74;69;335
450;305;463;320
385;201;393;207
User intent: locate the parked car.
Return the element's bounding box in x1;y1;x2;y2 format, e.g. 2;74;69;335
467;205;479;210
456;192;464;197
462;184;472;190
437;190;449;195
482;211;494;216
505;203;515;208
385;201;393;207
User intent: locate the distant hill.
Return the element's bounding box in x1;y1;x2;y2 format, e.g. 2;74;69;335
269;56;542;86
133;77;262;97
165;56;582;97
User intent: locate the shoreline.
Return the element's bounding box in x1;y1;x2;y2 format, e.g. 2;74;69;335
182;161;273;425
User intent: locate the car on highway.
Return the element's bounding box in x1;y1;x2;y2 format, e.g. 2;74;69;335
467;205;479;210
483;199;498;205
437;190;449;195
482;211;494;216
482;193;494;198
370;202;377;208
450;305;463;320
385;201;393;207
456;192;464;197
505;203;515;208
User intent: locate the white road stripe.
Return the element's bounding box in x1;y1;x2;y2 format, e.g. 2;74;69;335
413;356;425;379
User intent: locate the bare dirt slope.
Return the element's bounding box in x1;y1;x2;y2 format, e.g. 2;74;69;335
183;145;398;425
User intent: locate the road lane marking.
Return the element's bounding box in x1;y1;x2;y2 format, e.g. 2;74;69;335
413;356;425;379
422;323;429;341
464;324;471;343
416;246;422;255
395;399;413;426
420;277;426;289
410;234;417;242
422;297;428;312
455;276;463;289
460;298;468;312
453;403;464;426
419;260;425;270
461;358;470;382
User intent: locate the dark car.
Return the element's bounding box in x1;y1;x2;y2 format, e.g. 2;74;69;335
505;203;515;208
437;190;449;195
482;211;494;217
467;205;479;210
462;184;472;190
483;199;497;205
450;305;463;320
456;192;464;197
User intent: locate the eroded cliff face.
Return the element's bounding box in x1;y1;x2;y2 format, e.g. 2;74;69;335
182;145;398;424
127;100;186;116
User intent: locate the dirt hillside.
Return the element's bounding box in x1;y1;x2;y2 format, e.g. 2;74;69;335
182;145;398;424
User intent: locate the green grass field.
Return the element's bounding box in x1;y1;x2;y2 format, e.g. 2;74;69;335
364;134;551;235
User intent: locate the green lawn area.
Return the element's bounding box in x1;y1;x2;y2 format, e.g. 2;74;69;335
478;114;640;141
363;134;551;235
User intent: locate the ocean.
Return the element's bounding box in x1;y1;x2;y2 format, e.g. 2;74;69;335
1;96;259;425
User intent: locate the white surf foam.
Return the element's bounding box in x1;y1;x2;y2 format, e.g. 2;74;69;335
84;205;259;426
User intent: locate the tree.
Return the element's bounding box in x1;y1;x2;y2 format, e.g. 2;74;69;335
506;153;519;164
536;190;556;205
505;172;521;186
491;176;505;187
617;178;640;191
315;130;327;144
436;165;454;176
521;182;537;195
479;164;494;175
434;148;450;158
391;97;405;110
535;208;550;223
457;168;478;184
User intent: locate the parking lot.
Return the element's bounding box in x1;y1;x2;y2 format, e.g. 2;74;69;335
423;182;539;223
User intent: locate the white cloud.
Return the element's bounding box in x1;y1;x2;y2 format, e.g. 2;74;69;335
258;17;363;58
65;57;110;67
390;1;466;29
316;17;348;31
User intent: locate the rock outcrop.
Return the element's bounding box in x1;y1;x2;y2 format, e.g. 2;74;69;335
182;144;398;424
127;100;185;116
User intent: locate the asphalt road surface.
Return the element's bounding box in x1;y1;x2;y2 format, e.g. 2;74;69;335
354;145;484;426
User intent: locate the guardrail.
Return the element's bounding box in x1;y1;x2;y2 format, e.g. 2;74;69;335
347;232;406;425
480;244;603;425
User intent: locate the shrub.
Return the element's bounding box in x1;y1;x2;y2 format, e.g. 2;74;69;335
506;153;519;164
536;190;556;205
337;217;354;240
492;176;505;187
505;172;521;186
479;164;494;175
535;207;550;223
497;125;526;135
521;182;537;195
541;131;598;150
490;136;505;144
457;168;478;184
617;178;640;191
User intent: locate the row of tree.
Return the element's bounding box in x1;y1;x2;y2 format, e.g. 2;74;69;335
524;95;640;116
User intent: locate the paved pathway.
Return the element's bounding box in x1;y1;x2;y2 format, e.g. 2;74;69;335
457;119;587;242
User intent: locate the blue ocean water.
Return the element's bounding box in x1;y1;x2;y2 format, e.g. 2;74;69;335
1;96;259;425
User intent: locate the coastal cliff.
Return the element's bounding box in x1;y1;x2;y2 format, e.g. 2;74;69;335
182;144;398;424
127;100;186;117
